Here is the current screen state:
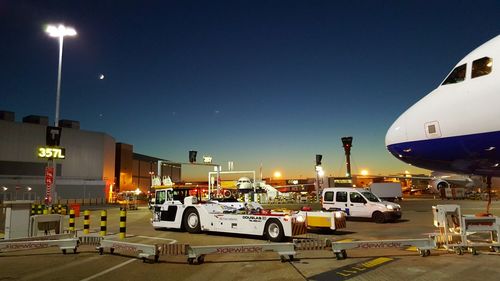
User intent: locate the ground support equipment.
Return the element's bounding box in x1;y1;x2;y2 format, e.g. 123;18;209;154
186;242;296;264
97;239;159;263
432;204;500;255
0;238;79;254
330;238;436;260
0;233;73;243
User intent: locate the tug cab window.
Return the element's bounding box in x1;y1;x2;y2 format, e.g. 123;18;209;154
442;64;466;85
472;57;493;78
156;190;166;205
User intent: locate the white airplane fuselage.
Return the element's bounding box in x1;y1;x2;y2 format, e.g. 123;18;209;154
386;35;500;176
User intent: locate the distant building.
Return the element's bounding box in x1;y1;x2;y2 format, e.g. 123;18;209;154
0;111;181;203
0;112;115;202
114;143;181;195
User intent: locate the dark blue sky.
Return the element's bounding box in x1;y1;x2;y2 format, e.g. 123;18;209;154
1;1;499;179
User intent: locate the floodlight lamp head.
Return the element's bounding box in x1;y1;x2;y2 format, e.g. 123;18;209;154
46;24;77;37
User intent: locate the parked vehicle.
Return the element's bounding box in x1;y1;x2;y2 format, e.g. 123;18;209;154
321;187;402;223
152;187;347;241
368;182;403;202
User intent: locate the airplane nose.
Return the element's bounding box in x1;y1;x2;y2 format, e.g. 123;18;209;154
385;114;408;148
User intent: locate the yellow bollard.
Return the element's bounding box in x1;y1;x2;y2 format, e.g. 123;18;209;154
69;209;75;232
37;204;43;214
83;210;90;235
119;210;126;239
100;210;107;237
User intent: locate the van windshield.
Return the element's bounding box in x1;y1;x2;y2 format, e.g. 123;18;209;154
361;191;381;202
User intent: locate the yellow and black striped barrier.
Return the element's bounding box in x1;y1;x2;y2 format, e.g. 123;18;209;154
119;210;126;239
100;210;107;237
69;209;76;232
83;210;90;235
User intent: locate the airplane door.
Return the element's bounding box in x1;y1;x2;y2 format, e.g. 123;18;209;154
348;192;369;217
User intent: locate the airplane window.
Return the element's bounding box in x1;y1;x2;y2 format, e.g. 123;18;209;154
428;124;436;134
442;64;466;85
472;57;493;78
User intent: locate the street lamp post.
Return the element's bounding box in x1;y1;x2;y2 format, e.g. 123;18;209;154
45;24;77;204
315;154;322;202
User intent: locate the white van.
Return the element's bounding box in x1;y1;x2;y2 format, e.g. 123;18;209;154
321;187;402;223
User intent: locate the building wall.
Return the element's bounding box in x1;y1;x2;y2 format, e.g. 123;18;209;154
115;143;133;191
0;119;115;201
115;143;182;194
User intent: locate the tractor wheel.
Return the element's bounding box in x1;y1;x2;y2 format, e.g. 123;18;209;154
264;219;285;242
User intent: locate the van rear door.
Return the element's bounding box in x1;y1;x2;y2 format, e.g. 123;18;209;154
322;190;335;210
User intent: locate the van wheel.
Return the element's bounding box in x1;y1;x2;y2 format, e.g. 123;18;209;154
184;208;201;233
372;211;386;223
264;219;284;242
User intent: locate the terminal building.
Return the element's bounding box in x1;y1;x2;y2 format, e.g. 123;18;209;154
0;111;181;203
115;143;181;196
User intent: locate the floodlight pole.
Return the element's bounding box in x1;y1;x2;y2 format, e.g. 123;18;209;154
45;24;77;205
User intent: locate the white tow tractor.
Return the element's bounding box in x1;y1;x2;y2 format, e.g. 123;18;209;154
151;188;347;242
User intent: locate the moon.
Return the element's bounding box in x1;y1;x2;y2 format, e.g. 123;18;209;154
99;74;105;80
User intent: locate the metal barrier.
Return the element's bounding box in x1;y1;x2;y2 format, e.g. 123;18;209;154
97;239;159;262
79;236;102;246
157;243;189;256
186;243;296;264
331;238;436;259
95;240;296;264
294;238;330;251
0;233;73;243
0;238;79;254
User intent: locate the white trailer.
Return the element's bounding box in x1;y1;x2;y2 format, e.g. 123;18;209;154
151;188;346;242
368;183;403;202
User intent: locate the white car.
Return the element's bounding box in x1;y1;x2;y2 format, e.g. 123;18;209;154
321;187;402;223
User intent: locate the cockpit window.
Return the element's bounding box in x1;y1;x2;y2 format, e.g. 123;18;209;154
442;64;466;85
472;57;493;78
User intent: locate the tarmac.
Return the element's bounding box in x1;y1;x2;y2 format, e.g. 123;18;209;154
1;196;500;280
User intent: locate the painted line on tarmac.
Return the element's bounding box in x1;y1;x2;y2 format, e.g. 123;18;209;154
136;235;178;244
309;257;395;281
80;258;136;281
335;239;354;243
406;246;418;252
